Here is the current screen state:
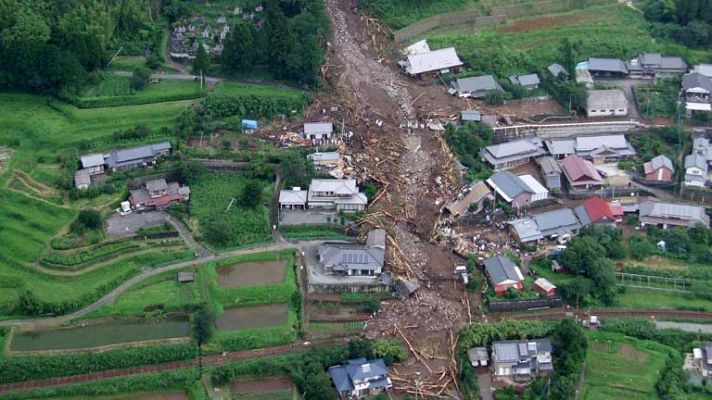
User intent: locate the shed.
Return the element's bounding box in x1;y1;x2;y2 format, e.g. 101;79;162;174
467;347;489;367
547;63;568;78
586;89;628;117
241;119;258;130
178;272;194;283
304;122;334;140
534;278;556;297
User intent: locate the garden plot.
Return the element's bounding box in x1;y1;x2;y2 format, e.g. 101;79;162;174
215;304;288;331
10;319;190;352
228;375;295;400
216;260;287;287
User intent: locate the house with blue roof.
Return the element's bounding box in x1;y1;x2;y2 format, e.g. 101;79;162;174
328;358;392;398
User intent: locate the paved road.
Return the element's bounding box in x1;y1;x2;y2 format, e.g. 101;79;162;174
0;240;322;329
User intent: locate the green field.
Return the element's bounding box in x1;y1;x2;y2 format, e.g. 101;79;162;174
361;0;471;29
213;82;304;101
615;288;712;312
189;172;273;249
581;332;673;400
426;4;712;76
78;76;206;107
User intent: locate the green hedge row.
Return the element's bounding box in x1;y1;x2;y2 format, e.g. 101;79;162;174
202;94;306;119
41;242;141;268
71;92;204;109
0;341;198;383
0;368;198;400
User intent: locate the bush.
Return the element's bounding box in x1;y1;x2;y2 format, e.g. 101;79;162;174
71;209;102;233
131;67;151;91
146;54;161;70
372;338;407;365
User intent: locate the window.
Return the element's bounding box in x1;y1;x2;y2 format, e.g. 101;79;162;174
618;109;624;112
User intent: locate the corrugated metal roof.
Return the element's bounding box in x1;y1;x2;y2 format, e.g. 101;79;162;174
587;90;628;110
304;122;333;135
483;254;523;285
405;47;463;75
547;63;568;77
80;154;105;168
588;58;628;74
487;171;534;201
453;75;501;93
532;208;581;236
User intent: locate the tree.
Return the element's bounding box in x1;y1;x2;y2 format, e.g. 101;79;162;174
237;180;263;208
348;338;374;359
262;0;293;78
191;303;215;346
130;66;151;91
72;209;102;233
222;21;256;72
280;151;313;187
485;90;505;105
146;53;161;69
372;338;407;365
560;38;576;81
192;44;211;75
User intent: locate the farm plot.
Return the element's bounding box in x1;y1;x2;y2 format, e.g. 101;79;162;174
77;76;206;108
580;332;673;400
228;375;296;400
216;260;287;287
215;304;289;331
189;172;272;249
10;319;191;352
40;393;189;400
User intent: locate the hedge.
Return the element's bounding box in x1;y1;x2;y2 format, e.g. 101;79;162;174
0;368;199;400
0;341;198;383
41;241;142;269
71;92;204;109
202;94;306;120
601;317;712;353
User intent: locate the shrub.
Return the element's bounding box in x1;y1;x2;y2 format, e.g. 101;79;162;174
71;209;102;233
131;67;151;91
372;338;407;365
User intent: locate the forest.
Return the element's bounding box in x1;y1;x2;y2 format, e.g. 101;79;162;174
644;0;712;47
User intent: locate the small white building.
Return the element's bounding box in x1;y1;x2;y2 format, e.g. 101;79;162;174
278;187;308;209
467;347;489;367
586;89;628;117
303;122;333;140
400;47;463;76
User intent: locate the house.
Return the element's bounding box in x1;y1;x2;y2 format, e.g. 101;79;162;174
561;155;604;190
694;64;712;77
105;142;171;172
129;178;190;210
492;339;554;381
639;200;710;229
449;75;503;98
304;122;334;140
587;58;628;77
480;137;546;170
643;155;674;182
307;151;342;169
508;218;544;243
537;157;562;190
545;135;636;162
586;89;628;117
460;110;481;123
483;254;524;296
509;74;540;90
627;52;687;78
467;347;489;367
279;187;308;209
547;63;568;78
574;196;622;227
682;72;712;114
402;39;431;56
691;343;712;377
308;179;367;212
444;180;493;216
531;208;582;242
487;171;548;208
79;154;106;175
400;47;463;76
329;358;392;399
534;278;557;297
684;137;712;187
318;230;386;277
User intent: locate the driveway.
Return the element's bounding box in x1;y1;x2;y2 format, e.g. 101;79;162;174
477;370;495;400
106;211;170;237
594;78;651;121
279;210;337;226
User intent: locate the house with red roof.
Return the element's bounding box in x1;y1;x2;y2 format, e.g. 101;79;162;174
561;155;604;190
574;196;622;227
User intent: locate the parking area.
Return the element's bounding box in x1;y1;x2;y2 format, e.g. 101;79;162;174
106;211;170;237
279;210;336;226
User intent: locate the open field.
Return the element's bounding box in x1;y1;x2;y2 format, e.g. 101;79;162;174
9;319;190;352
426;4;712;76
228;375;296;400
580;332;672;400
213;82;304;101
216;260;287;288
215;304;289;331
78;76;206;108
615;288;712;312
189;172;272;249
38;393;189;400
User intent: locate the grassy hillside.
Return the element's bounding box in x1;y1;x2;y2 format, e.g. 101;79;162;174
427;4;712;76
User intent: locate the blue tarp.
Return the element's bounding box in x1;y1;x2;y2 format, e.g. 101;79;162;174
241;119;258;129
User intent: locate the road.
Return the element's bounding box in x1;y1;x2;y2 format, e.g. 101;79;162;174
0;240;322;329
490;308;712;322
111;70;221;87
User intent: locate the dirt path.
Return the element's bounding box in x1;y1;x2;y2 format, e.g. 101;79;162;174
163;30;190;75
325;0;466;393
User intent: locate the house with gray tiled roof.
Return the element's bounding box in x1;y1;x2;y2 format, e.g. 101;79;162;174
639;200;709;229
104;142;171;172
308;179;367;212
509;73;540;90
587;58;628;77
628;52;687;78
329;357;392;398
486;171;548;208
318;230;386;278
480;137;546;170
492;339;554;381
450;75;503;98
684;137;712;187
682;71;712;114
483;254;524;296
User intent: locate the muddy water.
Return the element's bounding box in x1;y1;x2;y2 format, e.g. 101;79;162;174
215;304;288;330
10;319;190;351
216;260;287;287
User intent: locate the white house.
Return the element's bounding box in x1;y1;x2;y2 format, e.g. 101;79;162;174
303;122;333;140
278;187;308;209
684;138;712;187
308;179;367;212
586;89;628;117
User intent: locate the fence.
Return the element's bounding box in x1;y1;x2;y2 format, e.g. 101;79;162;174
615;272;692;293
488;297;563;312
